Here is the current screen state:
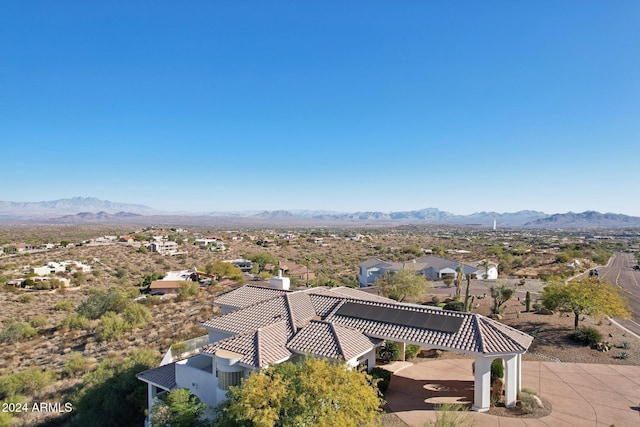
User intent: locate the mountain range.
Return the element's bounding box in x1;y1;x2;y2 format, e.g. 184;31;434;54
1;197;640;228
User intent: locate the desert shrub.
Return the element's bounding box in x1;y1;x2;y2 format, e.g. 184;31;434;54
377;341;400;363
405;344;421;360
122;303;151;328
0;320;37;343
17;294;34;303
0;410;13;426
177;282;199;300
431;295;440;305
532;302;552;315
65;353;91;376
0;368;54;399
170;343;188;358
73;349;158;427
491;359;504;384
151;388;208;427
443;300;465;312
369;367;392;393
426;403;473;427
29;315;48;329
60;314;90;330
140;295;163;306
96;312;132;341
77;288;130;319
570;326;602;346
54;300;74;311
518;388;540;414
60;313;89;330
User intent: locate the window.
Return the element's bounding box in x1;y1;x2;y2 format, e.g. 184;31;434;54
217;370;242;390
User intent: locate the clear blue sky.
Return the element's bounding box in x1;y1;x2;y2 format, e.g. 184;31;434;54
2;1;639;215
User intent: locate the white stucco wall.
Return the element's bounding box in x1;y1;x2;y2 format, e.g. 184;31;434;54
175;355;218;408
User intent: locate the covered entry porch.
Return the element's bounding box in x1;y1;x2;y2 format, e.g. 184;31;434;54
377;313;530;412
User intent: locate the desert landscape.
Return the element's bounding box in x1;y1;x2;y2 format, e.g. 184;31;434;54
0;222;638;425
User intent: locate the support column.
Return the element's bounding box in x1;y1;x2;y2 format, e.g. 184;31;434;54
398;342;406;361
472;357;492;412
504;354;518;408
515;353;522;394
366;348;376;373
147;385;156;414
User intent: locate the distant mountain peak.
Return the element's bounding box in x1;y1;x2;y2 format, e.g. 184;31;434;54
0;197;638;228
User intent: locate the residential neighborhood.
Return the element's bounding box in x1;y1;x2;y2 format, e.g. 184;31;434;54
0;221;639;426
358;255;498;287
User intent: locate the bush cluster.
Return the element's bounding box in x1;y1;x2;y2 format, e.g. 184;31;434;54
570;326;602;346
377;341;400;363
0;367;54;400
0;319;37;343
405;344;421;360
518;388;541;414
369;367;392;393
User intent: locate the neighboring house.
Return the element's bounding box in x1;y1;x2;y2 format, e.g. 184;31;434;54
149;280;187;294
358;258;396;287
33;260;92;276
147;241;178;256
358;255;496;287
281;261;315;282
149;270;198;293
137;279;532;423
195;238;225;251
33;262;66;276
164;270;198;281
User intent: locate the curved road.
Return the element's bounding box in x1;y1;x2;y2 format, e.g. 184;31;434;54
596;252;640;337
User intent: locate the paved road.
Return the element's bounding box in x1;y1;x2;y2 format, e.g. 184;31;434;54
597;252;640;337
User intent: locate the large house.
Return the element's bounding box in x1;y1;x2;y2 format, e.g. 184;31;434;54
147;241;179;256
137;275;532;423
358;255;498;287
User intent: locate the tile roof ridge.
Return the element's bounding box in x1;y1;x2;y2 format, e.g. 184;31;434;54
479;316;533;351
474;314;486;354
255;327;263;367
284;293;296;332
328;322;346;360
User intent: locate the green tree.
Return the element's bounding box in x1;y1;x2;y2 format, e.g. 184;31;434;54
139;272;164;289
489;284;515;315
73;349;158;427
96;312;132;341
480;260;490;279
122;303;152;328
215;357;383;427
246;252;278;272
541;277;631;329
177;282;200;300
0;319;37;343
151;388;208;427
60;313;90;330
77;288;130;319
203;261;244;282
379;269;429;302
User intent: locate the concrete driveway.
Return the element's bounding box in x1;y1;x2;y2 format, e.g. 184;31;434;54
384;359;640;427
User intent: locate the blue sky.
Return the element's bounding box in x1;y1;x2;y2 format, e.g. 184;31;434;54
2;1;639;215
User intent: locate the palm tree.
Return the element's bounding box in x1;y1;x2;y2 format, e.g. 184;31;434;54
481;259;490;279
